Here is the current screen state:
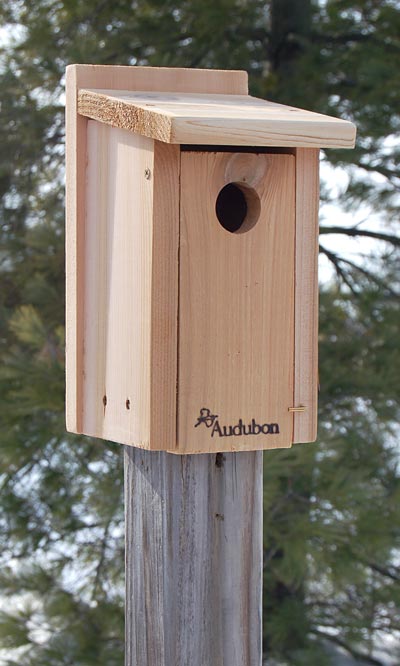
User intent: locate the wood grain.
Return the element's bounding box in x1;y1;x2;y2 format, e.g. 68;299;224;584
150;142;180;449
177;151;296;453
78;88;356;148
82;123;153;446
65;66;87;433
125;446;263;666
68;64;248;96
293;148;320;443
80;124;178;449
66;65;323;452
66;64;247;436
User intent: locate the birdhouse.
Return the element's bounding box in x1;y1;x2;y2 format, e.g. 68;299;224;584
65;64;355;454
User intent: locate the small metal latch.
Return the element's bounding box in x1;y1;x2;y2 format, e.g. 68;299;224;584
288;406;307;413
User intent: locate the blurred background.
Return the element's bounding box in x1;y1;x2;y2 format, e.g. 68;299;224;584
0;1;399;664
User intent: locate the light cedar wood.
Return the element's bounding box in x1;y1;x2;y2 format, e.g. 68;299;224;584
81;122;178;449
125;447;263;666
65;66;86;433
83;122;151;445
77;89;356;148
293;148;320;443
68;64;248;96
151;141;180;448
177;151;296;454
66;64;247;435
66;64;322;452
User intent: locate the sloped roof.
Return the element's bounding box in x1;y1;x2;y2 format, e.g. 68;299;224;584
77;88;356;148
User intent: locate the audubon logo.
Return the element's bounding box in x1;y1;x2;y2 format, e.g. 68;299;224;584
194;408;279;438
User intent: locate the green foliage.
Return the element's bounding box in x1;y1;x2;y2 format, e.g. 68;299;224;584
0;1;399;665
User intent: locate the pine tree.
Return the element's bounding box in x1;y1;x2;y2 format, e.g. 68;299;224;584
0;2;399;664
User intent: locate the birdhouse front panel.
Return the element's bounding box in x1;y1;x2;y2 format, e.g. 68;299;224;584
66;64;356;454
177;150;295;453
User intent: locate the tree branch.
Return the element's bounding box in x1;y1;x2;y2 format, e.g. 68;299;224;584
356;162;400;189
322;248;398;296
319;245;359;295
364;560;400;583
320;226;400;247
311;628;385;666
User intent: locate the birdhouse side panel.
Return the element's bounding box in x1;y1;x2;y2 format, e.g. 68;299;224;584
293;148;319;443
65;65;87;435
79;122;154;447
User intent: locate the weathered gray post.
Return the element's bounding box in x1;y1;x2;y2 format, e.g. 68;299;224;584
125;449;263;666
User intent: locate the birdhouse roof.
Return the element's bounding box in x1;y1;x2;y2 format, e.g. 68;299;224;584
77;88;355;149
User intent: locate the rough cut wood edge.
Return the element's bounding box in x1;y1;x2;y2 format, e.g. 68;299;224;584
66;66;86;433
149;142;180;450
78;89;174;143
293;148;319;443
77;88;356;148
125;447;263;666
67;64;248;96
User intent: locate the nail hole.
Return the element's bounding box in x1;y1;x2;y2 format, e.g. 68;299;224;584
126;399;130;410
103;395;107;407
215;183;260;233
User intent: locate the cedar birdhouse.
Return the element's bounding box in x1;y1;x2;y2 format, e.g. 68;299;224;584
66;65;355;454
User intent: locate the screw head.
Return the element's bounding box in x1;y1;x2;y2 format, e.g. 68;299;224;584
144;168;151;180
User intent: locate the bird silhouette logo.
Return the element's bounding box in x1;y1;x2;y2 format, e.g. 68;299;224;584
194;408;218;429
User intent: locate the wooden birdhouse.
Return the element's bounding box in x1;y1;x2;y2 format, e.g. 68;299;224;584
65;64;355;454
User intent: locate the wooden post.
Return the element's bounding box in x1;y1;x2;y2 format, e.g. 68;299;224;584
125;447;263;666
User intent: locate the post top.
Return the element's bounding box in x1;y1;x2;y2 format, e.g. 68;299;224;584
68;64;356;148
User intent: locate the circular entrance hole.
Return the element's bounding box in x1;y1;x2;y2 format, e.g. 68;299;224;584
215;182;260;233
